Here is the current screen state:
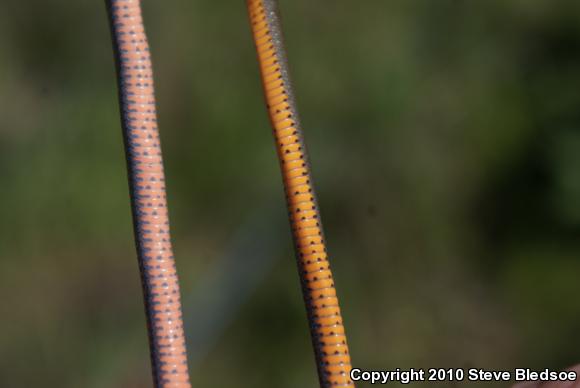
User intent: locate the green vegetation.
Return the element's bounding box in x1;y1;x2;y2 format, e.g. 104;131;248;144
1;1;580;386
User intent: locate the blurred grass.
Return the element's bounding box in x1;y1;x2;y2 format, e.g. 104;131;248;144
1;1;580;387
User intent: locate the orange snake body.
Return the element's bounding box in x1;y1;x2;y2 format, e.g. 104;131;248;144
246;0;355;386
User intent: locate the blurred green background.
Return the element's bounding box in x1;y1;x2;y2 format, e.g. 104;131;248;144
1;1;580;387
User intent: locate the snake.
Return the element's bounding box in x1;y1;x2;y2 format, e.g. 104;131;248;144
105;0;192;387
246;0;355;386
104;0;354;387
